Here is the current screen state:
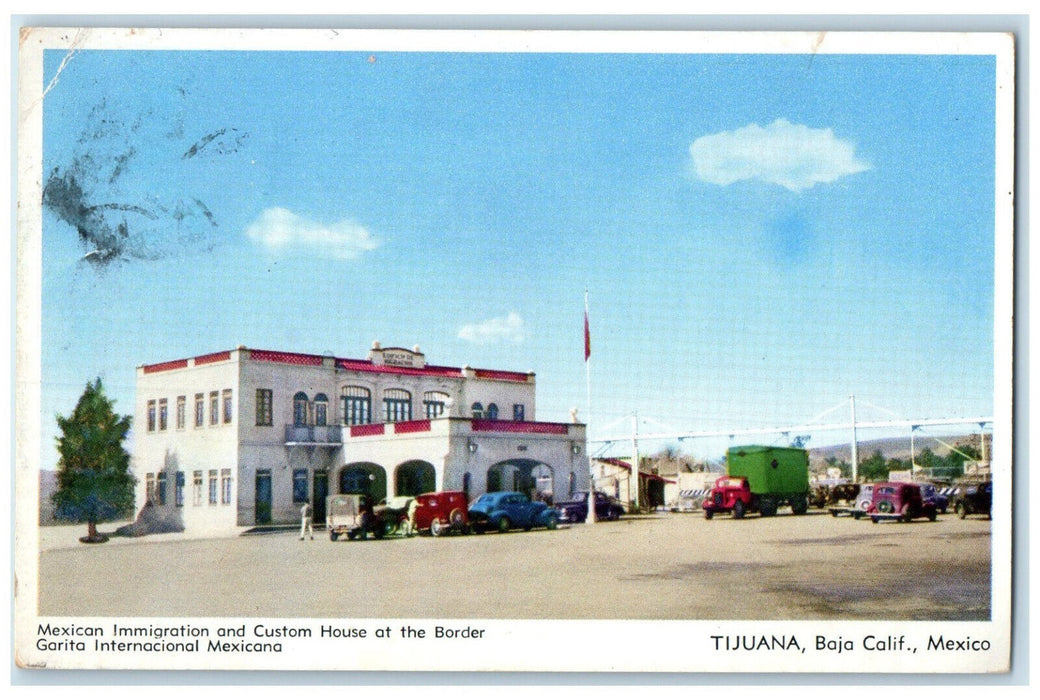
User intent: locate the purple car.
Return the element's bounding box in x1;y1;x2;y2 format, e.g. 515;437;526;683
556;491;624;523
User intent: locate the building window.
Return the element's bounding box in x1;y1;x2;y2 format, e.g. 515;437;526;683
145;473;156;504
208;470;218;505
293;469;308;503
471;402;484;419
513;404;525;422
423;391;448;419
147;400;156;432
192;471;203;506
569;471;576;495
341;386;371;425
314;394;328;427
293;392;309;427
157;472;168;506
222;389;233;424
221;469;232;505
175;471;185;507
158;399;168;431
210;391;219;426
176;396;186;430
256;389;273;426
195;394;205;428
486;403;499;420
463;472;472;500
383;389;412;423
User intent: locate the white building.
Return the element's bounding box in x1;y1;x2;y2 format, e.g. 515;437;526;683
132;343;588;533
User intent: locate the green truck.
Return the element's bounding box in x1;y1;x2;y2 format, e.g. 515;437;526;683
702;445;811;519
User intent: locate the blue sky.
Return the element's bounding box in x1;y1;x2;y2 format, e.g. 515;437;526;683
38;48;997;466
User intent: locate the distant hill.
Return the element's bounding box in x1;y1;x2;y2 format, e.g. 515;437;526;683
808;434;980;467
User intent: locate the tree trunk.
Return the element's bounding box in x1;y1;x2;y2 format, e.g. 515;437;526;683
87;520;97;540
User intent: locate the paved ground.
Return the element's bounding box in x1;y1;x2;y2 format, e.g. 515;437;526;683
35;510;991;620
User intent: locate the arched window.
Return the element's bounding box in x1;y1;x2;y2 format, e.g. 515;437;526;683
383;388;412;423
471;402;484;419
423;391;449;419
293;392;309;427
486;403;499;420
341;386;371;425
313;393;329;427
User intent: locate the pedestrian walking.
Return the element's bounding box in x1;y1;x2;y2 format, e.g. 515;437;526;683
300;501;313;540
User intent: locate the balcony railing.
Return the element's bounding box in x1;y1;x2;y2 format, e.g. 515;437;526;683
284;424;343;445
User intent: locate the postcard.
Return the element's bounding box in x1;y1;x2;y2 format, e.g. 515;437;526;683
14;27;1014;673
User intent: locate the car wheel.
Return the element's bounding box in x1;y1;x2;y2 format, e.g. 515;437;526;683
497;516;511;533
545;513;558;530
956;503;967;519
430;519;445;537
733;501;746;519
330;531;339;541
871;517;879;524
902;506;913;523
609;508;620;521
877;500;894;514
347;531;357;541
928;509;937;522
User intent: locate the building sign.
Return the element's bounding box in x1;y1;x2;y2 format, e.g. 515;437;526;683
368;343;426;369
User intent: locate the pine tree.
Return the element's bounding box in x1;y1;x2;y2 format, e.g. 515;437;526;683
52;378;135;543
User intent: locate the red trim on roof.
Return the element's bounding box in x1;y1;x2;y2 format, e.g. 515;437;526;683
195;350;231;365
350;423;385;437
335;358;462;378
143;359;189;374
474;369;530;382
394;419;432;434
471;419;569;435
251;349;323;366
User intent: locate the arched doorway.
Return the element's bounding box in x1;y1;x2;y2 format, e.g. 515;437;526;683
338;462;387;503
486;459;555;504
394;460;436;497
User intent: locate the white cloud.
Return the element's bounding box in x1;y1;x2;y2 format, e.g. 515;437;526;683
244;207;379;260
689;119;870;192
458;312;526;345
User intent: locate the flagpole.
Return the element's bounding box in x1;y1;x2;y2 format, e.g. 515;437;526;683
584;289;597;524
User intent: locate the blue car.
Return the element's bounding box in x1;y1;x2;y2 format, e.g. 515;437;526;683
468;491;559;533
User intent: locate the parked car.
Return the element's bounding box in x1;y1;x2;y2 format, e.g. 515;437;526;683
866;482;937;523
918;483;949;514
954;481;992;520
468;491;559;533
556;491;624;523
412;491;470;536
373;495;416;536
327;494;378;541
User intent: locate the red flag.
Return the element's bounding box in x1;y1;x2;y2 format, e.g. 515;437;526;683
584;310;591;361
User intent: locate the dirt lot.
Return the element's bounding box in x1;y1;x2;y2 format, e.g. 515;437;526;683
35;510;991;620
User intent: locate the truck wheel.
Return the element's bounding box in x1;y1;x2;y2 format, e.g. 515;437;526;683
733;501;746;519
330;531;339;542
871;517;879;524
791;496;808;515
704;509;714;520
430;519;445;537
956;503;967;519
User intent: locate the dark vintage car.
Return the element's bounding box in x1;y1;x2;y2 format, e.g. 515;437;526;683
468;491;559;533
954;481;992;520
327;494;411;541
556;491;624;523
866;482;937;523
412;490;470;536
918;483;949;514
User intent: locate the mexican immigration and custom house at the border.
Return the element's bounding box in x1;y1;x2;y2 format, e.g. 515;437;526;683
133;342;589;533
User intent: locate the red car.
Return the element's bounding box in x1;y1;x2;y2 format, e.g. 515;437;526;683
867;482;937;523
412;491;470;536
